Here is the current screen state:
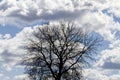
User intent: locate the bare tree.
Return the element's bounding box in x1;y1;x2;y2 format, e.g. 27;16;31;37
22;22;102;80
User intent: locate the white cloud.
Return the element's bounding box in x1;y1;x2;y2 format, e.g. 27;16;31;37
95;46;120;69
110;75;120;80
13;74;29;80
84;69;109;80
84;68;120;80
0;0;110;26
0;0;119;25
0;27;34;71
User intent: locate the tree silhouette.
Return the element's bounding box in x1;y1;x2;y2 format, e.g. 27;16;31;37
22;22;102;80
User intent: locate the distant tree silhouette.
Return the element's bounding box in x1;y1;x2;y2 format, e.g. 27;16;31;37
22;22;102;80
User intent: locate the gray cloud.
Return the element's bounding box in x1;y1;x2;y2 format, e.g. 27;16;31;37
0;0;95;25
0;1;12;11
0;0;119;26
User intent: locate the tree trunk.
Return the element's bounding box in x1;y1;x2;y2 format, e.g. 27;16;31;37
55;77;61;80
55;75;61;80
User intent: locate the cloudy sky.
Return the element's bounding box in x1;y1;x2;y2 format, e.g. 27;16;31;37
0;0;120;80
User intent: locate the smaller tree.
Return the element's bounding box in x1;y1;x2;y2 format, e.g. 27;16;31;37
22;22;102;80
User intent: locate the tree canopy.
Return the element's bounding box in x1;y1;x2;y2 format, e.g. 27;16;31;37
22;22;102;80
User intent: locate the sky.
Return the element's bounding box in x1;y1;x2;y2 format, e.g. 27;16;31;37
0;0;120;80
